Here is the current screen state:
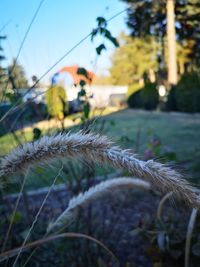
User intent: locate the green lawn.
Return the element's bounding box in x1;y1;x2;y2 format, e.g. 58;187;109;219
104;109;200;183
1;109;200;193
0;107;119;156
105;109;200;161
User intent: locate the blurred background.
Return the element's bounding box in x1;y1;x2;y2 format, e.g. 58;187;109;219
0;0;200;266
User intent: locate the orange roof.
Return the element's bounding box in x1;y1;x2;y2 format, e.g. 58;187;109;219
59;65;94;85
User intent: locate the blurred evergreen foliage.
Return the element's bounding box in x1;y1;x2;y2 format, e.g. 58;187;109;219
45;85;68;120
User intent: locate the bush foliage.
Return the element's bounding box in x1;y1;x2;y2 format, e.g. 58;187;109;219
166;72;200;113
165;86;177;111
45;85;68;120
127;89;142;109
141;82;159;110
127;82;159;110
176;73;200;112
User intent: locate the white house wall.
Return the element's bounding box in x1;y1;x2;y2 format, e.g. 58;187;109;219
66;85;128;108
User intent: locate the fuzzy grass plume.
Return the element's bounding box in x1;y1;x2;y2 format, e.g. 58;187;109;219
47;177;150;233
0;131;199;207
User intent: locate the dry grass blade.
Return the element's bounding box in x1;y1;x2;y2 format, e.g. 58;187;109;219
47;177;150;233
1;172;28;254
185;208;198;267
157;192;174;221
0;132;199;207
12;166;63;267
0;232;118;264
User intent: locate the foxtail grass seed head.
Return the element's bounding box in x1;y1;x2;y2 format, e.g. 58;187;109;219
0;131;199;208
47;177;150;233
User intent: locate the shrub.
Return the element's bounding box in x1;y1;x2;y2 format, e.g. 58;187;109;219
141;82;159;110
165;86;178;111
127;89;142;108
127;82;159;110
45;85;68;119
126;84;142;98
174;72;200;113
127;84;142;108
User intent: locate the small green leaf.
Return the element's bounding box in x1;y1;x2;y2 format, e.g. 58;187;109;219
104;29;112;39
83;102;90;119
96;17;107;27
109;120;116;126
96;44;106;55
5;92;17;104
77;68;88;79
78;88;86;99
35;166;44;174
109;36;119;47
91;28;98;42
9;211;22;224
99;27;106;35
33;127;42;141
104;30;119;47
79;80;86;88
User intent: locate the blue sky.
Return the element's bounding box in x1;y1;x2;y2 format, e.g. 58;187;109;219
0;0;128;84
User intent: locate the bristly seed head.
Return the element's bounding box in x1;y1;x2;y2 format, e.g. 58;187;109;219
47;177;151;233
0;131;200;208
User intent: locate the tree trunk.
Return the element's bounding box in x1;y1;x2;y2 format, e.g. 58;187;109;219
166;0;178;85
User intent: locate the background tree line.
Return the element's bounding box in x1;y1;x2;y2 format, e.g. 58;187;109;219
110;0;200;86
109;0;200;112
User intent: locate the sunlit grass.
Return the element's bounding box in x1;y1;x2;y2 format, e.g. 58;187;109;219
1;109;200;192
0;107;121;156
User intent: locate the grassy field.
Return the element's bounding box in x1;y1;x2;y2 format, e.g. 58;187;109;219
0;107;119;156
1;109;200;192
105;109;200;161
105;109;200;184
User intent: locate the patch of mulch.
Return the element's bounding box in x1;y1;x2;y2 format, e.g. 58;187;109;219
0;182;192;267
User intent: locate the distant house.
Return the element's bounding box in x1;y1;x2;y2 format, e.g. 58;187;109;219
67;85;128;108
19;88;46;104
19;85;128;109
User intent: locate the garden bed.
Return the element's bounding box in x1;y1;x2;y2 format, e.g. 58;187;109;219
0;177;192;267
